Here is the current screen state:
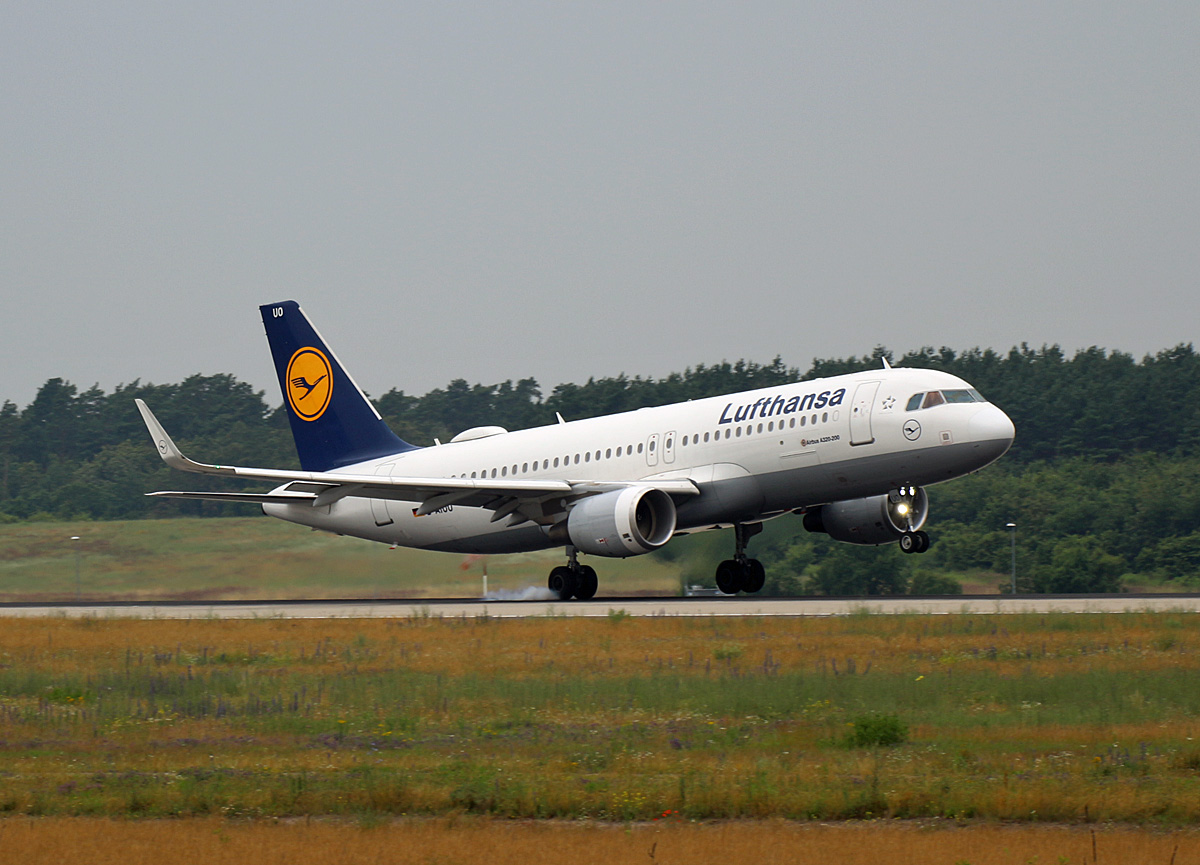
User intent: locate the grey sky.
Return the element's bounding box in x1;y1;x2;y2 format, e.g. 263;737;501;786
3;2;1197;411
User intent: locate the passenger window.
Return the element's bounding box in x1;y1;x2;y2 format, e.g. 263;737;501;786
638;443;644;454
906;393;924;412
595;450;601;460
649;441;656;452
822;412;828;423
502;466;507;477
491;469;497;478
606;448;612;458
922;391;945;409
522;463;528;473
585;452;590;462
735;427;742;437
800;416;806;427
616;447;622;457
553;458;559;468
471;471;477;478
757;423;763;434
704;432;710;442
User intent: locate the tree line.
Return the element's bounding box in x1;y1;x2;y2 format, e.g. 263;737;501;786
3;343;1200;591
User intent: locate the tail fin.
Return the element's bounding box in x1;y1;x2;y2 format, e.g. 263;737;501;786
260;300;416;471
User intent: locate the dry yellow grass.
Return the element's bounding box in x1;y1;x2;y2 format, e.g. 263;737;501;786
0;817;1196;864
6;610;1195;680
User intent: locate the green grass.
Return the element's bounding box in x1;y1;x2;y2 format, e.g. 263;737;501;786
0;517;683;600
2;613;1200;822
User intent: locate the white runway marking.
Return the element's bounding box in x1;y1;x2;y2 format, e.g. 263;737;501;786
3;595;1199;619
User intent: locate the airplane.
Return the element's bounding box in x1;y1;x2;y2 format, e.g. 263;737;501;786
137;300;1015;600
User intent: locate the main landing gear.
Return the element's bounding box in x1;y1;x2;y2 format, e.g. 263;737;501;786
548;547;598;601
715;523;766;595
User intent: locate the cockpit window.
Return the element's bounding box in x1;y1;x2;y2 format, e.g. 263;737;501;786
942;389;976;404
909;389;989;410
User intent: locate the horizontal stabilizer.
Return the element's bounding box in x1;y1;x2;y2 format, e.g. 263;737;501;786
145;491;318;504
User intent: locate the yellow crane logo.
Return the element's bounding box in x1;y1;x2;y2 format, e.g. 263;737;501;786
285;347;333;421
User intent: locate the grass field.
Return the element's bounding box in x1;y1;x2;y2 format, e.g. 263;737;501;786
2;612;1199;826
0;517;683;600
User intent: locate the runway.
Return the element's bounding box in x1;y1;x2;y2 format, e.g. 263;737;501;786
2;594;1200;619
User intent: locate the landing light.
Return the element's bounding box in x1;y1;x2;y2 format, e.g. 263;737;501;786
896;503;910;516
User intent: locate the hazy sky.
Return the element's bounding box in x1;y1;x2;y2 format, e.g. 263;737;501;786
3;2;1197;410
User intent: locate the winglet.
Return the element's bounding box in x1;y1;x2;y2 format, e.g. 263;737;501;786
135;399;235;476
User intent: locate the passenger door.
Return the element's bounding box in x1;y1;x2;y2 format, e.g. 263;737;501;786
849;381;880;446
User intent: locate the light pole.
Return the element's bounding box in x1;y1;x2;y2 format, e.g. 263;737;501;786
70;536;81;601
1006;523;1017;595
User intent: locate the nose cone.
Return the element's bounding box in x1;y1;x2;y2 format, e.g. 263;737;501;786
968;404;1016;464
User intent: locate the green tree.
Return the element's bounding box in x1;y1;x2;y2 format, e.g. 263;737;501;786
809;544;910;596
1034;536;1124;593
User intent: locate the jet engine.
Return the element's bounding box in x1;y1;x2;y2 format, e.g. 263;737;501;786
803;486;929;546
565;487;677;557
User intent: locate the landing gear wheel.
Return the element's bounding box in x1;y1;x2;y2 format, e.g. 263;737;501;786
548;566;577;601
912;530;930;554
574;565;598;601
715;559;743;595
742;559;766;594
899;533;917;554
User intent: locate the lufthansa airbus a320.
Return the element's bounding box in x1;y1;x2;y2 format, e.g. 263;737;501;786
138;301;1014;599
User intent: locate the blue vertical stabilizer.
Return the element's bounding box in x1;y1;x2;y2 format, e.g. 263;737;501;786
260;301;416;471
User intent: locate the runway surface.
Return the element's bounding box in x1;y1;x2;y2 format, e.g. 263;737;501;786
3;594;1200;619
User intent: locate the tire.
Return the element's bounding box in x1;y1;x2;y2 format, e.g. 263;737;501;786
913;530;930;554
574;565;598;601
548;566;576;601
899;533;917;554
742;559;766;594
715;559;743;595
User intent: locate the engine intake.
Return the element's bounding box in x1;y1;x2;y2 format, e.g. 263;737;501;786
566;487;677;557
803;486;929;546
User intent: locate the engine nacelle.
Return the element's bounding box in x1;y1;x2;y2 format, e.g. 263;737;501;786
803;487;929;546
566;487;677;557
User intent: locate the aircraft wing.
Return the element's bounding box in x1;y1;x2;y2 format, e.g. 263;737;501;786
137;399;698;524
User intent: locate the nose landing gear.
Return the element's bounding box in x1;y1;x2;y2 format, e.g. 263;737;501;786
715;523;766;595
898;530;930;554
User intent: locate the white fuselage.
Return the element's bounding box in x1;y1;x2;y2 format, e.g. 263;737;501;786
263;366;1014;554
